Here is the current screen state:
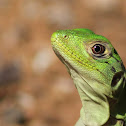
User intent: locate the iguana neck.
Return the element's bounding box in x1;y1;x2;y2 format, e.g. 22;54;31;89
69;68;109;126
69;69;126;126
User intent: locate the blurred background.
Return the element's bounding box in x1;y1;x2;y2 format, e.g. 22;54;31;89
0;0;126;126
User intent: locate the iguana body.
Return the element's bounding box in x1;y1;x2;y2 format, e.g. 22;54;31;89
51;29;126;126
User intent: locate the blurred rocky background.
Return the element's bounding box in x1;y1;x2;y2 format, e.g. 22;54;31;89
0;0;126;126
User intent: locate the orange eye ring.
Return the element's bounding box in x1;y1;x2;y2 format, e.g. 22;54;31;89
92;44;105;54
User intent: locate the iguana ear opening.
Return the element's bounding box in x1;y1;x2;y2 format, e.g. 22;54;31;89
80;95;110;126
111;71;125;98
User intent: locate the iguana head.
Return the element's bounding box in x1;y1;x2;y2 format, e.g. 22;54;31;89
51;28;126;125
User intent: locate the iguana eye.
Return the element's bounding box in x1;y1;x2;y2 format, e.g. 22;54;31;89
92;44;105;54
87;42;111;59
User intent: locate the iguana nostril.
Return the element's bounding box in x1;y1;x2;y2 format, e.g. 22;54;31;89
111;71;124;87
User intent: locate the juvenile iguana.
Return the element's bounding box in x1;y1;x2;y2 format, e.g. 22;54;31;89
51;28;126;126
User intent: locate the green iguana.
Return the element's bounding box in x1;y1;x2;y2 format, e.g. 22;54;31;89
51;28;126;126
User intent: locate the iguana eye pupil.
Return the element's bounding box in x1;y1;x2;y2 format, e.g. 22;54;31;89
92;44;105;54
64;35;67;38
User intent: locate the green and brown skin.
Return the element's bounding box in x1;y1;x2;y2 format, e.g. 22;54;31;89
51;29;126;126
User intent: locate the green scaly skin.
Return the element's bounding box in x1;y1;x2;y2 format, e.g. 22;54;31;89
51;29;126;126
